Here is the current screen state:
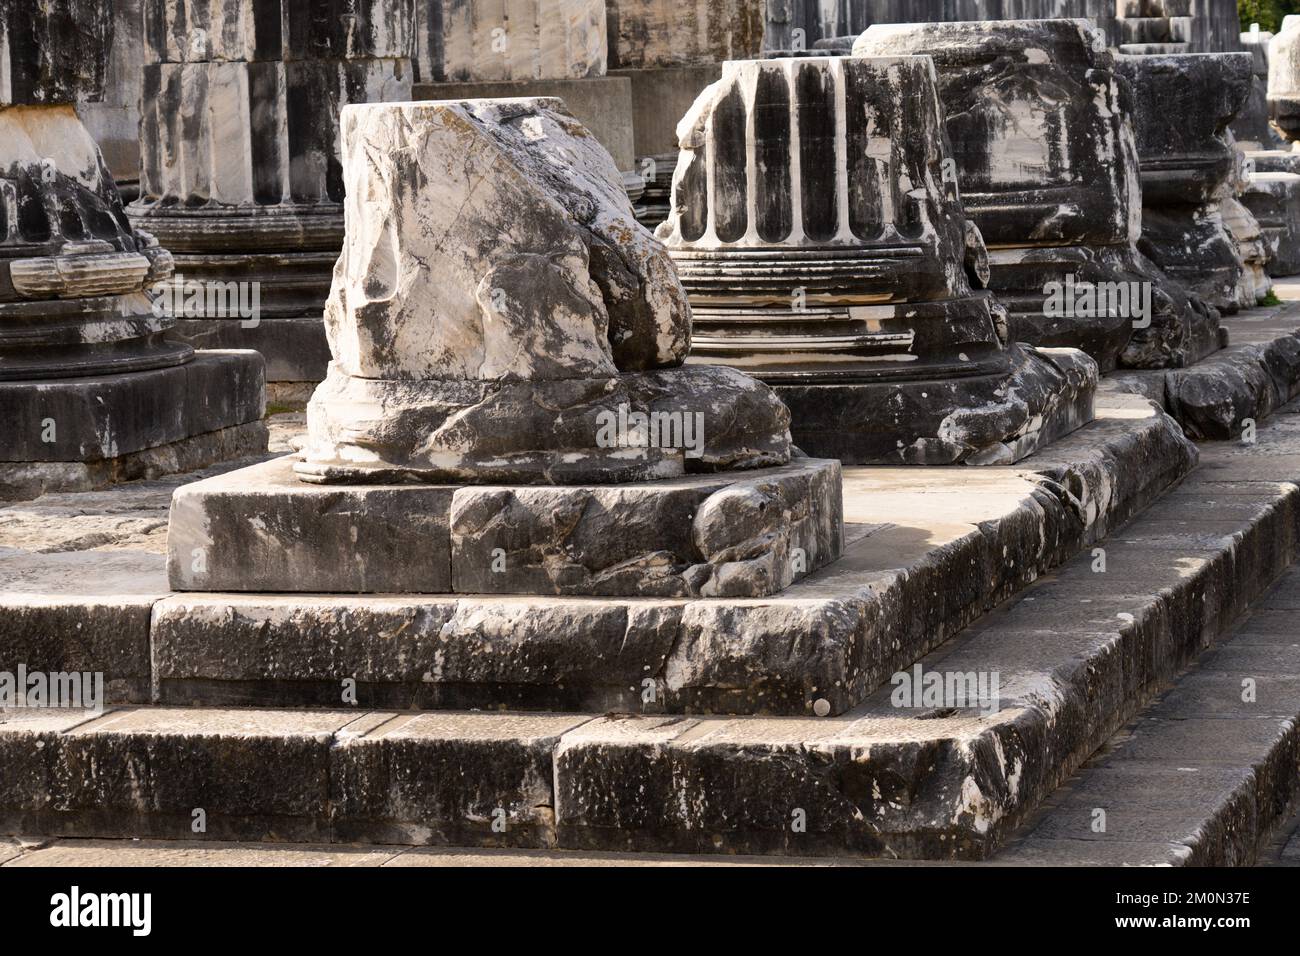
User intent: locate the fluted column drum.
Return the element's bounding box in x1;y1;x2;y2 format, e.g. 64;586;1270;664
660;55;1002;383
659;53;1098;465
0;0;185;382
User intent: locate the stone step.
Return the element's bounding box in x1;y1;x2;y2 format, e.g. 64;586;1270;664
1105;294;1300;440
0;836;861;867
998;563;1300;866
0;391;1196;718
0;399;1295;857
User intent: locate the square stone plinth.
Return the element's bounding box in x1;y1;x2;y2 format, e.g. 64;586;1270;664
0;351;264;464
0;351;268;501
167;456;843;598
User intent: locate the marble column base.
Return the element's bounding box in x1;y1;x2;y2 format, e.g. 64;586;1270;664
987;244;1222;372
0;350;265;464
1241;170;1300;277
167;454;842;599
740;343;1098;466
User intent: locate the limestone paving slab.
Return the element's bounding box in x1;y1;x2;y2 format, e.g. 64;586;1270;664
0;706;360;843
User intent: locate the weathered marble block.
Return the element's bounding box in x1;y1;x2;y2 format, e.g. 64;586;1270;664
298;97;791;483
78;0;143;188
144;0;416;63
0;0;113;105
1232;26;1284;150
763;0;1122;52
128;0;415;386
606;0;765;70
1222;191;1273;308
1115;0;1245;55
1254;15;1300;278
169;455;841;597
1270;15;1300;142
1117;53;1258;312
0;0;266;486
415;0;607;83
854;19;1221;372
1241;169;1300;277
657;53;1096;464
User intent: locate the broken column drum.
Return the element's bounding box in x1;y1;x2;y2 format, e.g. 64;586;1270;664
0;0;266;498
1116;52;1257;313
169;96;842;614
658;54;1097;465
128;0;415;386
854;19;1222;372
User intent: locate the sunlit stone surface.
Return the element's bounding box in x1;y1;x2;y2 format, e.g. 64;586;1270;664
855;18;1221;371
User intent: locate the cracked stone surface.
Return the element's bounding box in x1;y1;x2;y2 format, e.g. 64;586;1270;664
854;19;1222;373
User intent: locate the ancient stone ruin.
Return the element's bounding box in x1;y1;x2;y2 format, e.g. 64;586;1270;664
128;0;415;398
855;19;1221;371
0;0;266;501
11;0;1300;873
1257;14;1300;276
168;97;842;610
657;53;1096;463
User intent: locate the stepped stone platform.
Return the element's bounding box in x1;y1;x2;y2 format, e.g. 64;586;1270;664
997;561;1300;866
0;391;1193;720
0;388;1211;854
1107;285;1300;438
7;392;1300;859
